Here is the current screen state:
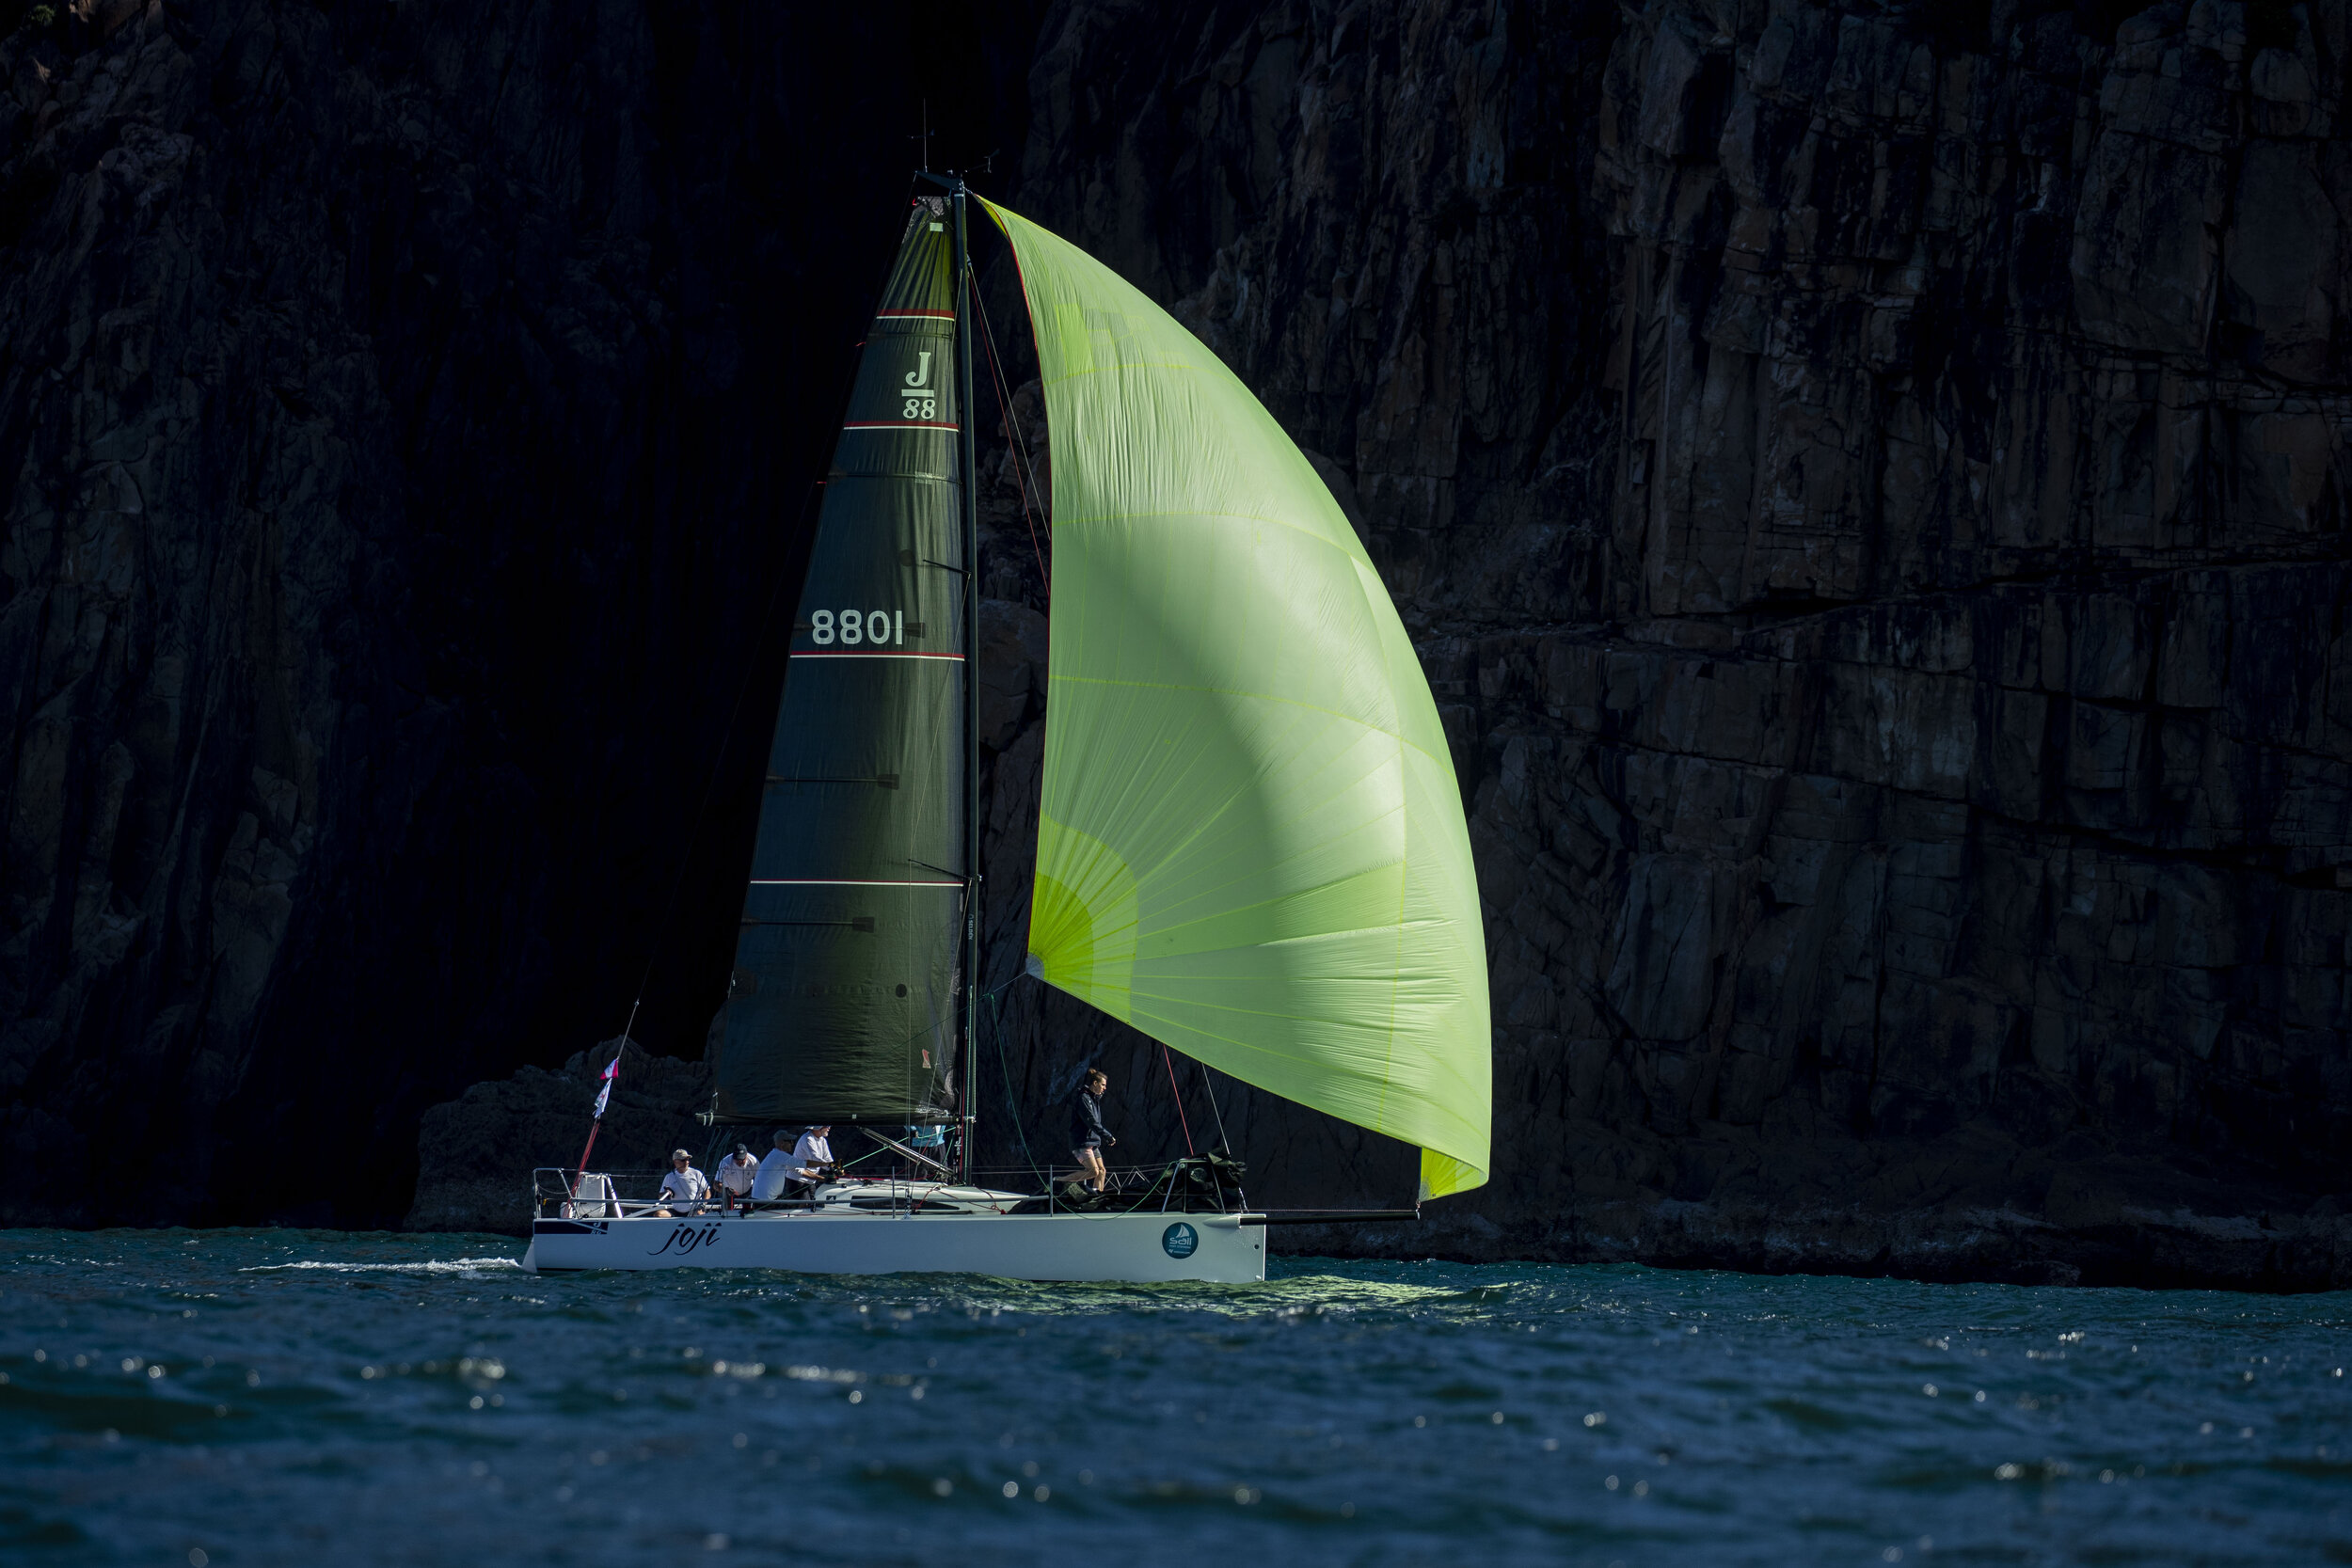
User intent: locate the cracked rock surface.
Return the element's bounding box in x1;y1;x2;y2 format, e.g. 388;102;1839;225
0;0;1039;1227
5;1;2345;1286
960;0;2352;1289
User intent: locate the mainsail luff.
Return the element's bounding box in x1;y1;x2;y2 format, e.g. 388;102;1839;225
711;199;969;1126
950;180;983;1180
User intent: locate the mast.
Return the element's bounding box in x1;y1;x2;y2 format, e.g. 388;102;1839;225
952;177;981;1183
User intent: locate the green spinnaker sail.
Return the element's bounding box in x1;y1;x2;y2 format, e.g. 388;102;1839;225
980;198;1491;1199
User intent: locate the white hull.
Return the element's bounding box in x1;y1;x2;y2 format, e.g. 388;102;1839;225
521;1207;1266;1283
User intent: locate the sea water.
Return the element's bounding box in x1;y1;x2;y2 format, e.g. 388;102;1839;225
0;1230;2344;1565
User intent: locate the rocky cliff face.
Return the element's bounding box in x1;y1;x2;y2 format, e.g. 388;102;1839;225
405;1037;712;1235
966;0;2352;1287
0;0;1041;1227
8;1;2346;1285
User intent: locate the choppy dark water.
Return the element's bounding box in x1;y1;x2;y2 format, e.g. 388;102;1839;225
1;1231;2346;1565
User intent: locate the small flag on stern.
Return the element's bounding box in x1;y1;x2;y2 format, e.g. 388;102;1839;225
592;1053;619;1119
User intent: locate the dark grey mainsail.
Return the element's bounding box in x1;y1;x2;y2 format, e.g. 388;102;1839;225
712;199;967;1126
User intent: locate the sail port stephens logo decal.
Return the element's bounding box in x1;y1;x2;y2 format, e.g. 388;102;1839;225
1162;1223;1199;1259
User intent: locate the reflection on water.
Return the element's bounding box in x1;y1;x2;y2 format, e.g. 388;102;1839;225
0;1230;2346;1565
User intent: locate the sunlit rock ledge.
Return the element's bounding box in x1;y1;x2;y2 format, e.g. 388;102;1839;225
405;1039;710;1237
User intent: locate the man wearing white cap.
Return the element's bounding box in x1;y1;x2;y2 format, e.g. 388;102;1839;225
655;1149;709;1216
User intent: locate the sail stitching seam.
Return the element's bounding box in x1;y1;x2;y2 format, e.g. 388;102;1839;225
1046;674;1446;772
1051;506;1357;562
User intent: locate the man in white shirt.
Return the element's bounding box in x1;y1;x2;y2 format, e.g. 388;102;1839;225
655;1149;709;1216
751;1130;797;1202
713;1144;759;1211
788;1125;836;1196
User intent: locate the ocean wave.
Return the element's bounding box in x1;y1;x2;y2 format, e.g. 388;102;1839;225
237;1257;524;1276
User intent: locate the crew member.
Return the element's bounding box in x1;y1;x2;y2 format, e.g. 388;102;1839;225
714;1144;759;1211
655;1149;709;1216
751;1129;797;1202
1070;1069;1114;1193
789;1124;836;1198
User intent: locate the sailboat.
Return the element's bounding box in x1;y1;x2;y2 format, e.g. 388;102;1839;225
521;177;1489;1283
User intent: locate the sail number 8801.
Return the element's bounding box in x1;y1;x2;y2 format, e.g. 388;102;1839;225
811;609;904;646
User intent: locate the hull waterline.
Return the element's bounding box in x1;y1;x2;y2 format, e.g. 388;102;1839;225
521;1209;1266;1284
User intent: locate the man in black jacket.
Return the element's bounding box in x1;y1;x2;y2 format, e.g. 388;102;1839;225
1070;1069;1114;1193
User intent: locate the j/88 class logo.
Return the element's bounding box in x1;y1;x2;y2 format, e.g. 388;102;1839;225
901;351;937;420
811;610;904;645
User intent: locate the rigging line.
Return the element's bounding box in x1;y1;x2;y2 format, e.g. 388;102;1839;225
976;329;1044;549
1200;1060;1232;1155
969;273;1050;587
693;971;1030;1150
969;271;1043;548
1160;1043;1196;1155
974;286;1048;592
989;985;1047;1190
